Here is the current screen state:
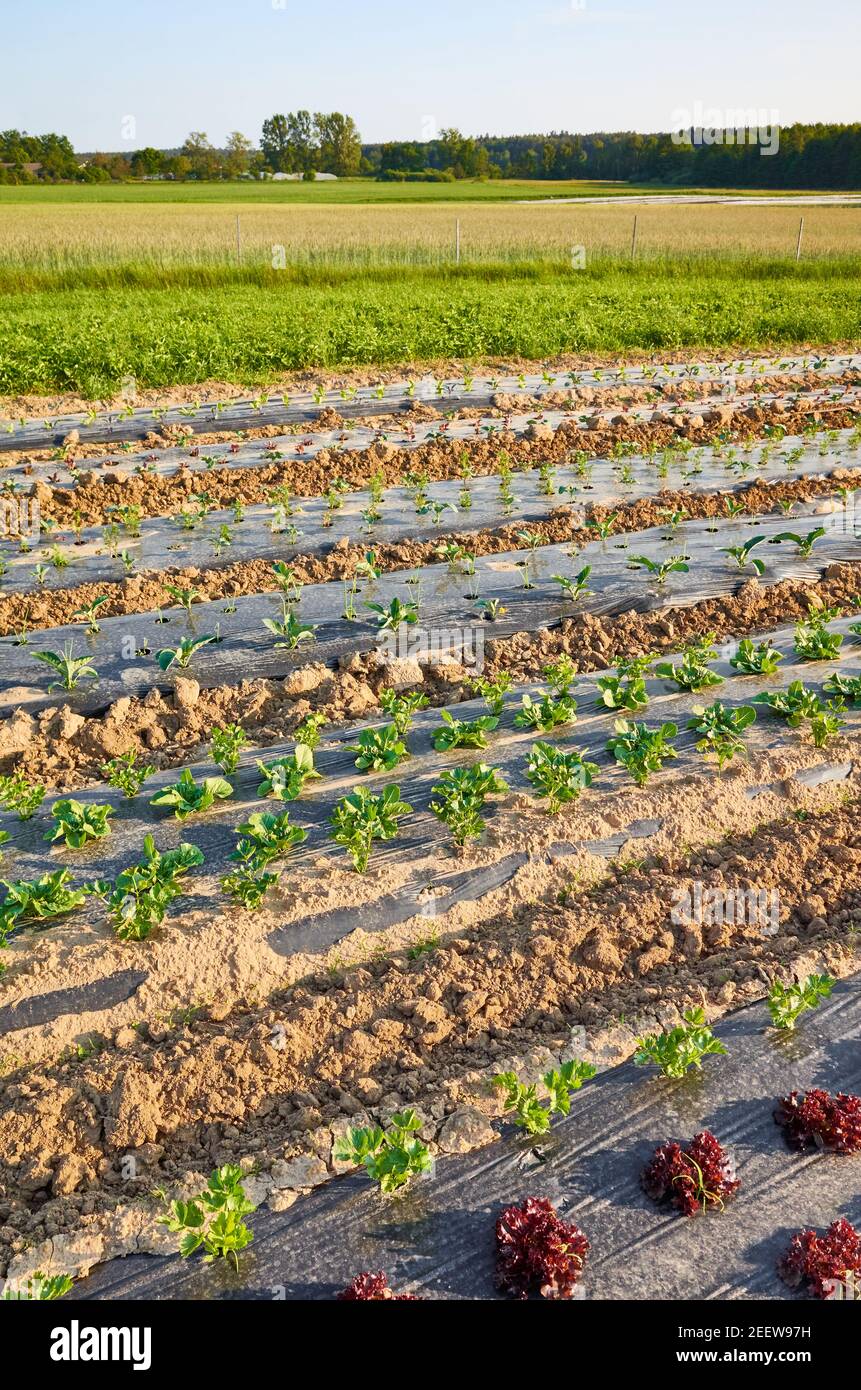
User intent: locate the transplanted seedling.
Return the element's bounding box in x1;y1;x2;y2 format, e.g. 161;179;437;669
430;764;508;846
607;719;678;786
349;723;410;772
96;835;204;941
793;608;843;661
687;702;757;772
628;554;689;585
333;1110;431;1195
596;656;652;712
767;973;835;1031
72;595;111;634
553;566;592;602
655;636;723;692
155;635;216;670
157;1165;256;1269
1;1272;75;1300
0;869;91;943
0;772;46;820
771;527;827;558
525;743;599;814
634;1008;727;1079
256;744;321;800
163;583;201;618
101;751;155;799
468;673;513;716
493;1059;597;1135
542;656;578;697
329;785;412;872
722;535;766;575
378;688;429;734
475;597;507;622
210;723;247;775
432;709;498;751
823;671;861;704
221;810;306;909
514;691;577;732
365;597;419;631
150;768;234;820
293;711;327;748
729;639;784;677
262;611;317;649
46;799;114;849
31;642;98;693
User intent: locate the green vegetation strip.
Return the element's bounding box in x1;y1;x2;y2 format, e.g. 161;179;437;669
2;260;860;397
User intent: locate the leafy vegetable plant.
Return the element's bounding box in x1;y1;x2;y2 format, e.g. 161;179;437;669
493;1059;596;1134
1;869;90;942
150;768;234;820
607;719;678;785
31;641;98;692
98;835;204;941
329;785;412;872
525;742;598;813
332;1110;431;1195
767;973;835;1031
46;799;114;849
629;554;689;585
634;1008;727;1078
157;1165;256;1269
210;723;247;775
793;608;843;661
596;656;651;712
262;611;317;649
430;764;508;846
496;1198;590;1301
379;688;429;733
0;772;46;820
349;723;410;771
687;702;756;771
256;744;320;800
642;1130;739;1217
729;639;783;676
365;597;418;631
514;691;577;732
432;709;498;751
102;751;155;798
655;636;723;692
155;635;215;670
468;673;512;716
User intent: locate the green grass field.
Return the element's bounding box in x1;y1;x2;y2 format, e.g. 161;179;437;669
2;259;859;398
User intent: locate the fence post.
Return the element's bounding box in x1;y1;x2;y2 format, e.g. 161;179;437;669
795;216;804;262
631;214;638;260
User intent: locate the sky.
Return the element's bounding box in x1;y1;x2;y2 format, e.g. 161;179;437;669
2;0;859;150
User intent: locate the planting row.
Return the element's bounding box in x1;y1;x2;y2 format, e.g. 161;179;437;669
3;352;858;452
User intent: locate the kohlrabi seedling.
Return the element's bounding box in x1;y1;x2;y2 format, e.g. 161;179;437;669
628;554;689;585
155;635;215;670
31;642;98;692
366;597;419;631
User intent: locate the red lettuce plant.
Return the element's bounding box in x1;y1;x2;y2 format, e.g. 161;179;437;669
495;1197;589;1300
642;1130;740;1216
778;1219;861;1299
775;1090;861;1154
336;1271;419;1301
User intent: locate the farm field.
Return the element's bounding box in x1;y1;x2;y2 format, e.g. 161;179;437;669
1;351;861;1305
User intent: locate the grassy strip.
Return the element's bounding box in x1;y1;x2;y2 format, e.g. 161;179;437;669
1;259;860;397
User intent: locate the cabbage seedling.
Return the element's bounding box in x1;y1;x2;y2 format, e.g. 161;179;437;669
365;597;419;631
722;535;766;574
329;785;412;872
72;595;111;634
349;723;410;772
771;527;827;558
526;742;598;813
47;799;114;849
0;869;91;941
150;768;234;820
256;744;321;800
432;709;498;751
823;671;861;703
553;566;592;602
628;554;689;585
262;611;317;649
607;719;678;785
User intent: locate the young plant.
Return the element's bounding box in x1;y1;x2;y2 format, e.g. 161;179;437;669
365;597;419;632
722;535;766;575
542;656;578;697
493;1059;596;1135
1;1272;75;1301
348;723;410;772
210;723;247;775
514;691;577;732
163;583;201;618
262;611;317;649
525;742;598;814
767;973;835;1031
634;1007;727;1079
687;702;756;772
430;764;508;846
0;772;46;820
378;688;429;734
607;719;678;786
155;635;215;671
496;1198;590;1301
46;799;114;849
468;673;513;716
772;527;827;558
292;711;326;749
553;567;592;602
99;835;204;941
729;639;783;676
655;636;723;692
642;1130;740;1217
775;1090;861;1154
475;597;507;622
823;671;861;704
332;1110;431;1195
793;609;843;661
72;595;111;634
256;744;321;801
149;768;234;820
432;709;499;751
596;656;651;712
628;554;689;585
31;642;98;693
1;870;90;940
157;1165;256;1269
329;785;412;872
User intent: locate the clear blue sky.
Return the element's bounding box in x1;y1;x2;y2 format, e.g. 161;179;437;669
2;0;858;150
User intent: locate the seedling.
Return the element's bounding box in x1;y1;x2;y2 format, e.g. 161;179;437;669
514;691;577;732
157;1165;256;1268
526;742;598;813
164;584;201;618
542;657;578;697
150;768;234;820
329;785;412;872
72;595;111;634
468;673;512;716
823;671;861;703
553;566;592;602
271;562;302;602
31;642;98;693
98;835;204;941
210;723;247;775
365;597;419;632
155;635;215;670
475;597;507;622
333;1110;431;1195
256;745;321;801
231;809;306;867
767;974;835;1031
375;688;427;735
1;1272;74;1301
349;723;410;771
432;709;498;751
687;702;756;771
293;711;327;748
596;655;652;712
794;609;843;661
493;1059;596;1134
729;639;783;676
0;772;46;820
607;719;678;785
1;869;90;941
586;513;619;541
656;637;723;692
262;611;317;649
722;535;766;574
102;751;155;799
430;764;508;846
628;554;689;585
772;527;827;558
46;799;114;849
634;1008;727;1078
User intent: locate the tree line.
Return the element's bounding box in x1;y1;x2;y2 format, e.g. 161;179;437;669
2;120;859;188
